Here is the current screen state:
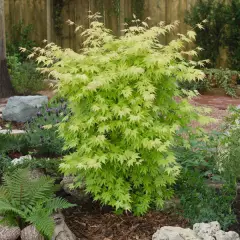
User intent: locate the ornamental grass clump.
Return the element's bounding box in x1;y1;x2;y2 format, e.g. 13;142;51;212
32;14;208;215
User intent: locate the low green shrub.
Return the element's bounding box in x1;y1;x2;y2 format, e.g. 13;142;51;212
204;68;239;97
0;168;74;239
7;21;36;62
24;99;70;157
179;68;239;97
217;106;240;182
178;78;210;93
0;132;28;154
6;157;61;178
0;154;12;177
33;15;210;215
7;57;45;95
174;128;221;180
176;170;237;230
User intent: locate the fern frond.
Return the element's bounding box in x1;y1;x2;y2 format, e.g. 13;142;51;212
0;200;25;217
2;168;30;207
0;186;9;200
27;175;55;207
27;208;55;240
45;197;75;213
0;214;19;227
0;169;73;238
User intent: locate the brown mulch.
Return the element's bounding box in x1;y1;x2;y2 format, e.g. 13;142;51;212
64;207;188;240
0;118;24;130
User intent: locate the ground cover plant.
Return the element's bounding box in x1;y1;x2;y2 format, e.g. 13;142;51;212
217;106;240;182
173;104;240;230
7;56;45;95
179;68;240;97
30;14;212;216
204;68;239;97
174;127;220;180
175;169;237;230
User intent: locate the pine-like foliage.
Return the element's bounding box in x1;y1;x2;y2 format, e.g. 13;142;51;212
32;14;209;215
0;168;74;239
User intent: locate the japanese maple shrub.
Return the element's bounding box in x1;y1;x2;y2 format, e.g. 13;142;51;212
34;15;206;215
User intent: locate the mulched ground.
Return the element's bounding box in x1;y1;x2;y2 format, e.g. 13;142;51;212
57;191;188;240
64;207;188;240
62;189;240;240
0;118;24;130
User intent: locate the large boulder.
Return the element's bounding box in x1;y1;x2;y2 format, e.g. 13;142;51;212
2;96;48;122
152;222;240;240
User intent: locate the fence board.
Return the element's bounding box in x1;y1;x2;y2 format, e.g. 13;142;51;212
4;0;197;51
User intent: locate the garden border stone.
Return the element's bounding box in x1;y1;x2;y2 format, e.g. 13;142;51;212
2;96;48;122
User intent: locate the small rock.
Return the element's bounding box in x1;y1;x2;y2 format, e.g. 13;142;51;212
52;212;76;240
21;225;44;240
152;226;198;240
29;168;46;180
152;222;240;240
0;129;26;135
0;225;21;240
193;221;221;238
2;96;48;122
60;176;89;202
214;230;240;240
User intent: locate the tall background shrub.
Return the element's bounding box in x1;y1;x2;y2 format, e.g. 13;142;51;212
186;0;240;70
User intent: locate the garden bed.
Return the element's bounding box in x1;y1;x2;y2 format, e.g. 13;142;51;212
63;207;188;240
61;189;240;239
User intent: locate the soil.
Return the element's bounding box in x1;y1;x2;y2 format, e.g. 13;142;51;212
57;190;189;240
0;118;24;130
63;205;188;240
190;95;240;132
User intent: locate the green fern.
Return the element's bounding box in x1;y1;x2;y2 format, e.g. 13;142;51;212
0;168;74;239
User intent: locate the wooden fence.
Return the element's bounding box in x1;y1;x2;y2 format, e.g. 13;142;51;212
4;0;197;51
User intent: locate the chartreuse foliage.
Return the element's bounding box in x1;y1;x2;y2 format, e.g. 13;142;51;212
0;168;74;239
33;14;209;215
